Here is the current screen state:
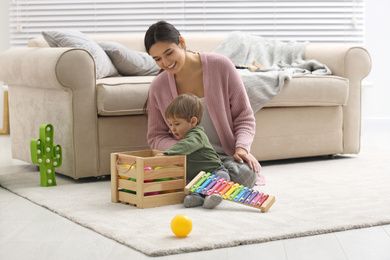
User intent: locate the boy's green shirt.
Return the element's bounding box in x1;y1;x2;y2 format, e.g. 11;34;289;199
163;126;223;181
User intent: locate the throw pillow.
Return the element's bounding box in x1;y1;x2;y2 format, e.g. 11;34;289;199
97;41;160;76
41;30;118;79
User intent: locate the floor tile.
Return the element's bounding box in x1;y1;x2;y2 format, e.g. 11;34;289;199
107;242;152;260
335;226;390;260
156;247;228;260
283;233;347;260
227;240;286;260
0;219;33;244
383;224;390;237
10;209;77;243
51;225;116;260
0;195;43;220
0;187;19;209
0;241;60;260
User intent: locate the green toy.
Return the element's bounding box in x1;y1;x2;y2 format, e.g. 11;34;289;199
31;124;62;187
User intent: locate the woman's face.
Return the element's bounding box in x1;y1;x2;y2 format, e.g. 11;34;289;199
148;38;186;74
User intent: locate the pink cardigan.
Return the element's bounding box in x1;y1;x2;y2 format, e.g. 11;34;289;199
147;52;256;156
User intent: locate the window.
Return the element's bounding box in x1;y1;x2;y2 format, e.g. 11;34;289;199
9;0;365;47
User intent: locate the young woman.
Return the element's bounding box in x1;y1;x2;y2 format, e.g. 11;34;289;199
144;21;265;187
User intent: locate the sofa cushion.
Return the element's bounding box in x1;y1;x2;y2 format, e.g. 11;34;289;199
97;76;155;116
97;41;160;76
265;75;349;107
97;74;349;116
42;30;118;79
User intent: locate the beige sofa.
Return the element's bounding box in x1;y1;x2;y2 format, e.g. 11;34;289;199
0;34;371;179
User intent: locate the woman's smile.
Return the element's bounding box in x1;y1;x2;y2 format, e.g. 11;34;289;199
167;61;176;69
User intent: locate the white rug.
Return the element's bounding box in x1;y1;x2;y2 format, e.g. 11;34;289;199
1;145;390;256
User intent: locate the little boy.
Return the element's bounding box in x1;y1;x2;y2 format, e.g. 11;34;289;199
156;93;231;209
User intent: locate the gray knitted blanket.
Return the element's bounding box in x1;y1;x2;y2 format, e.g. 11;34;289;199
212;31;331;113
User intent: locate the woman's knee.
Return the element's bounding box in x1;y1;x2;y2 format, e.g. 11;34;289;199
223;158;256;187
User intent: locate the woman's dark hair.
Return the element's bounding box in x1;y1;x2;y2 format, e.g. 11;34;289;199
143;21;182;116
144;20;181;54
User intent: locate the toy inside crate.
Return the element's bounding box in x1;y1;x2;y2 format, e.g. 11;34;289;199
111;150;187;209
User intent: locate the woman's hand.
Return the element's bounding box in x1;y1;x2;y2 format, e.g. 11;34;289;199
234;147;261;173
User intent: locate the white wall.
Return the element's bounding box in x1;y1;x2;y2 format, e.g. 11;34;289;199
363;0;390;131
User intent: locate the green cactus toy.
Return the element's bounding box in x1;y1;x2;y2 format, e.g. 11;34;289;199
31;124;62;187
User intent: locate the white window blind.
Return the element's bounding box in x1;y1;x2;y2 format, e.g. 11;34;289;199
9;0;365;47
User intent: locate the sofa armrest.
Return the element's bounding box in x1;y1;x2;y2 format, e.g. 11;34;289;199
0;47;96;89
304;44;371;80
305;44;372;153
0;47;99;179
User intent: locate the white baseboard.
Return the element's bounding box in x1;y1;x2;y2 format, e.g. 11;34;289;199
362;118;390;132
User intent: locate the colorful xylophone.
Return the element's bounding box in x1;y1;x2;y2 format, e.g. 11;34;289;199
184;171;275;213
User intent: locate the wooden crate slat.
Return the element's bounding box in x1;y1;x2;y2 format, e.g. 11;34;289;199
118;179;137;191
120;150;154;157
142;156;185;168
143;167;186;179
118;191;137;204
143;179;185;193
116;168;138;180
151;150;163;156
117;154;137;165
117;166;185;180
141;192;186;209
111;153;119;202
135;158;145;208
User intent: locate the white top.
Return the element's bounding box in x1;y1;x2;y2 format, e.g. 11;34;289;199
199;97;225;155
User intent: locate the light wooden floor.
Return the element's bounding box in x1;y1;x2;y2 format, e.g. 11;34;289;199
1;132;390;260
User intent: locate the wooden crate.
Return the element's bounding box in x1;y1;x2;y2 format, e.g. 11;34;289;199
111;150;186;209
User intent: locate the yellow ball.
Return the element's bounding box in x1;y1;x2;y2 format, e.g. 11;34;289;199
171;214;192;237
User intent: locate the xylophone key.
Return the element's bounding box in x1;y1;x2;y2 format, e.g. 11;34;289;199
195;174;215;193
238;188;253;203
200;176;220;195
222;183;239;199
228;185;244;200
245;190;259;204
218;181;234;196
213;179;230;195
206;178;225;196
233;187;248;202
190;172;211;193
257;194;269;207
250;192;264;206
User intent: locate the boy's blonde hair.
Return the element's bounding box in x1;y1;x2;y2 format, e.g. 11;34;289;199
165;93;204;125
